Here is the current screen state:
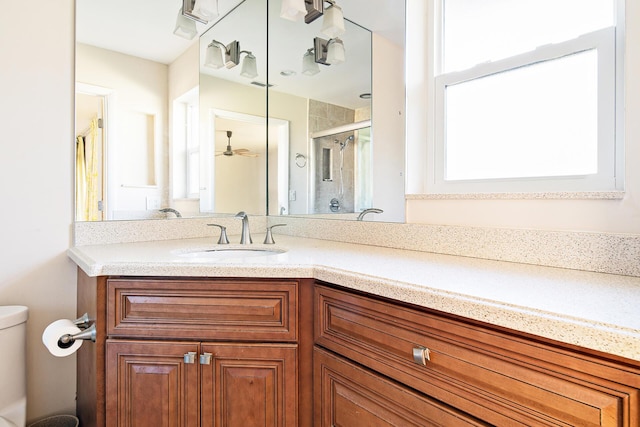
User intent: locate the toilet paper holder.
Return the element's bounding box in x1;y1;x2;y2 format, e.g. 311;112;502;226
57;313;96;349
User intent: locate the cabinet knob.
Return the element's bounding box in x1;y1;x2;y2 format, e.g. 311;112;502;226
184;351;197;364
200;353;212;365
412;346;430;366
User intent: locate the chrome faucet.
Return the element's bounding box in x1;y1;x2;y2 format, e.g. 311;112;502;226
357;208;383;221
235;211;252;244
159;207;182;218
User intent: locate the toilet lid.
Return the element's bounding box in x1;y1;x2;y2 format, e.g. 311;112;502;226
0;305;28;329
0;417;16;427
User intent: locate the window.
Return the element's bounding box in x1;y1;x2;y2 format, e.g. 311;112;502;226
185;103;200;198
430;0;623;194
171;87;200;200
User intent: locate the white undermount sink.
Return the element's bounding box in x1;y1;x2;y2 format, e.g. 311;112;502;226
172;247;286;261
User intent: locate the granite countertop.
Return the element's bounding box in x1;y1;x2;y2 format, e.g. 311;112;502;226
68;234;640;362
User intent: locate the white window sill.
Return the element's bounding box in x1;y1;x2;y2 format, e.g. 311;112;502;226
406;191;625;200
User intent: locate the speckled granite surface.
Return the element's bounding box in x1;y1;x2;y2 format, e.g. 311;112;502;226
75;216;640;277
270;217;640;277
68;235;640;362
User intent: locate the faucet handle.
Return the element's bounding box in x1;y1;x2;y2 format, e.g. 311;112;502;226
264;224;286;245
207;224;230;244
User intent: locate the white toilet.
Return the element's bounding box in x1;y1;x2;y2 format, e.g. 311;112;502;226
0;306;28;427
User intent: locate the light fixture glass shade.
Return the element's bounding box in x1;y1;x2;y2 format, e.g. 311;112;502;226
280;0;306;22
193;0;219;20
321;4;346;38
173;9;198;40
326;38;345;65
240;54;258;79
302;51;320;76
205;43;225;69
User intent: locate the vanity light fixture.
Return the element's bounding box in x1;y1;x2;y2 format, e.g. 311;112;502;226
191;0;219;21
304;0;324;23
320;1;345;38
326;38;345;64
180;0;215;23
204;41;225;69
204;39;258;79
280;0;307;21
240;53;258;79
281;0;325;24
314;37;345;66
302;48;321;75
173;7;198;40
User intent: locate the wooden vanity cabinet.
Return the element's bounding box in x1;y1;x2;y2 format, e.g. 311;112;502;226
77;269;640;427
314;283;640;427
76;271;314;427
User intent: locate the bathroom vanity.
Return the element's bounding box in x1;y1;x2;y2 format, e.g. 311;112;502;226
77;273;313;427
70;235;640;426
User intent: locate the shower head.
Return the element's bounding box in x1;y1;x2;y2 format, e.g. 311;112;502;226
335;135;354;150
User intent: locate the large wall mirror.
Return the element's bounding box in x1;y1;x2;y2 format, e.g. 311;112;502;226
75;0;405;223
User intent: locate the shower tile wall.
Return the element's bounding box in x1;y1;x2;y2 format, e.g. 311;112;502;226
309;100;364;214
309;99;356;133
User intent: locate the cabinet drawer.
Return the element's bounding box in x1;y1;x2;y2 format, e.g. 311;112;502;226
107;278;297;341
314;346;489;426
315;284;640;427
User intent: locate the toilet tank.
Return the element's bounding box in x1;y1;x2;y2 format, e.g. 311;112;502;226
0;306;28;427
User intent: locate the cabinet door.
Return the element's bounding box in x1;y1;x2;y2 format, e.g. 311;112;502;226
106;340;200;427
314;347;489;427
200;343;298;427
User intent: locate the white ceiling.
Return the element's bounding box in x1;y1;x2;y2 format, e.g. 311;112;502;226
76;0;405;109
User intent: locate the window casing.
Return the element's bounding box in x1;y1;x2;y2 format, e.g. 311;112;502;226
429;0;624;194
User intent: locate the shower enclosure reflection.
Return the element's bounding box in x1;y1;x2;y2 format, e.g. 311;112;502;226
310;123;372;216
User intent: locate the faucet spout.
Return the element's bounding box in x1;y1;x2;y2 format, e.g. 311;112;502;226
159;208;182;218
357;208;383;221
235;211;252;244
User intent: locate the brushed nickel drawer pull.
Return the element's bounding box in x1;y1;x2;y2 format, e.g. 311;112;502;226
184;351;197;364
200;353;212;365
412;346;430;366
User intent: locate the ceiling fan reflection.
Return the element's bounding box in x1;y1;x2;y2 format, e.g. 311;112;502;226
215;130;259;157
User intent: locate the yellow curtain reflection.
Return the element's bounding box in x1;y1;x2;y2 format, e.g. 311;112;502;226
86;118;100;221
76;117;100;221
75;135;88;221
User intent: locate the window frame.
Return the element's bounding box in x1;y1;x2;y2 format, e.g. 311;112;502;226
427;1;625;195
185;102;200;199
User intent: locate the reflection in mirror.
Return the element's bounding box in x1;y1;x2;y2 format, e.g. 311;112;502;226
267;1;406;222
199;0;268;216
75;0;405;222
75;0;243;221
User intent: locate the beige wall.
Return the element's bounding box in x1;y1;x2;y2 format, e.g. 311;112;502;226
372;34;406;222
405;0;640;234
268;91;308;215
0;0;77;422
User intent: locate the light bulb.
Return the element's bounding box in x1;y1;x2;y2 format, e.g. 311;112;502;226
321;4;346;38
326;38;345;65
302;51;320;76
205;43;224;69
240;54;258;79
193;0;219;20
280;0;306;22
173;9;198;40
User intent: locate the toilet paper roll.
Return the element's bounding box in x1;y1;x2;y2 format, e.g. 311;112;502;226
42;319;83;357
